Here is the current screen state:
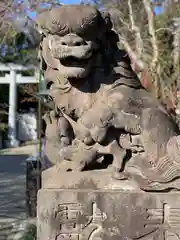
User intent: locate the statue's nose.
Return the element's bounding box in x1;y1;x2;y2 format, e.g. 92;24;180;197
59;33;85;46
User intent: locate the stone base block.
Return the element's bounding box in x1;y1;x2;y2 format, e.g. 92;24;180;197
37;167;180;240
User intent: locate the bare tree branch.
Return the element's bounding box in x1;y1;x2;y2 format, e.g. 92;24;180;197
128;0;143;58
0;0;14;40
143;0;159;69
155;27;172;33
119;35;145;71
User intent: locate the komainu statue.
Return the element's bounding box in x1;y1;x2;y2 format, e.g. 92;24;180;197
36;5;180;191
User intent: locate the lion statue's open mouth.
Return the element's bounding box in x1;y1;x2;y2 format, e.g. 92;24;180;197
41;33;95;78
57;51;94;79
60;53;93;67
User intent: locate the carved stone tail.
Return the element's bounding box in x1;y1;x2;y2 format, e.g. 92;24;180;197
137;156;180;191
138;135;180;185
153;157;180;183
167;135;180;164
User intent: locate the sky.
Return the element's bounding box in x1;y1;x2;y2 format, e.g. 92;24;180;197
62;0;80;3
154;5;164;14
27;0;164;19
27;0;81;19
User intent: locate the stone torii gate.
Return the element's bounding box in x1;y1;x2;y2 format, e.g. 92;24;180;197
0;63;38;148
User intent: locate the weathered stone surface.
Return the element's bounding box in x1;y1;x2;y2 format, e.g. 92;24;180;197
37;170;180;240
41;166;140;190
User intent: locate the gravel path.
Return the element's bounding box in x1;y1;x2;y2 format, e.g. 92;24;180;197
0;145;38;239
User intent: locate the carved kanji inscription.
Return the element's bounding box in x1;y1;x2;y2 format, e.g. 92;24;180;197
54;202;107;240
138;203;180;240
37;189;180;240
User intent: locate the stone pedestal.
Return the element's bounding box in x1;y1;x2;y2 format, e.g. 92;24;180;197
37;167;180;240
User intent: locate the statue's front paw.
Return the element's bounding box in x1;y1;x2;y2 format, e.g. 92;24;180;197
110;166;128;180
111;171;128;180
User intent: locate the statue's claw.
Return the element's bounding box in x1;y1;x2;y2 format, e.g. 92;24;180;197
111;171;128;180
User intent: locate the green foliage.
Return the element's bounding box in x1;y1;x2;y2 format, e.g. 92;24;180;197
154;2;180;99
0;123;8;133
19;224;36;240
0;31;38;65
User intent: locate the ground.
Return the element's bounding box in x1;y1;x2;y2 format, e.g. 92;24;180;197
0;144;38;239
